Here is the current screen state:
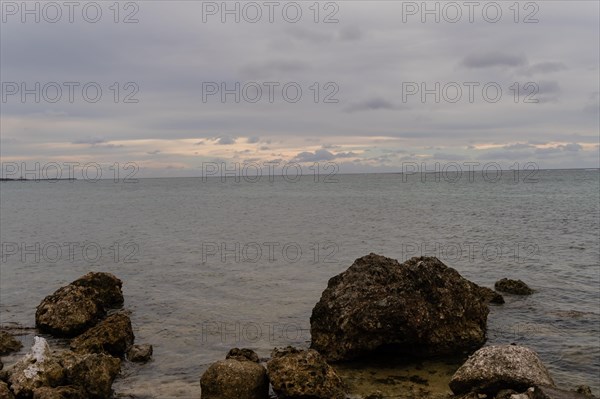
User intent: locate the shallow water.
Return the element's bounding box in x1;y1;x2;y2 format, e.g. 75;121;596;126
1;170;599;397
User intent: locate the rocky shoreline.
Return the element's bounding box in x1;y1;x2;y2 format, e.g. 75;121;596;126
0;255;596;398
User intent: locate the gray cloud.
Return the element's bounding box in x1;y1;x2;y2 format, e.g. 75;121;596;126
344;98;401;113
462;53;527;68
339;25;363;41
214;136;237;145
71;137;107;145
520;61;568;76
293;149;357;162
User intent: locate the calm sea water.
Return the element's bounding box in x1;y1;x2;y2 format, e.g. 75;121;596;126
1;170;599;397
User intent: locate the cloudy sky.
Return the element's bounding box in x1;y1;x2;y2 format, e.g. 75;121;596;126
1;1;598;177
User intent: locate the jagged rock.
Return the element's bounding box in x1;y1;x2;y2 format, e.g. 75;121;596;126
0;332;22;355
71;272;124;308
266;346;346;399
226;348;259;363
58;351;121;399
479;287;505;304
449;345;555;395
0;381;14;399
36;285;106;337
35;272;124;338
200;358;269;399
7;337;64;397
32;385;86;399
530;385;596;399
127;344;153;363
70;313;134;358
494;279;534;295
310;254;490;361
576;386;594;397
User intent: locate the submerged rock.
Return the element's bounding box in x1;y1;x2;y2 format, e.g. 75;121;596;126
478;286;505;305
70;313;134;358
200;358;269;399
576;386;594;397
226;348;259;363
0;332;22;355
494;278;534;295
266;346;346;399
35;272;124;338
310;254;490;361
58;351;121;399
449;345;554;395
7;337;64;397
127;344;153;363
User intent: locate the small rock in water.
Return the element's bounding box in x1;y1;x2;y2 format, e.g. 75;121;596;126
494;278;534;295
267;346;346;399
200;357;269;399
70;313;134;358
127;344;153;363
0;331;23;355
478;287;505;304
226;348;260;363
576;386;593;397
449;345;554;395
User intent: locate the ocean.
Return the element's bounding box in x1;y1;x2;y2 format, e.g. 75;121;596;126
1;169;598;397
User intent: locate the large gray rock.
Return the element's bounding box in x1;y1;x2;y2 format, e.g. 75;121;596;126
449;345;555;395
310;254;490;361
0;332;22;355
70;313;134;358
200;358;269;399
266;347;346;399
7;337;65;397
35;272;124;338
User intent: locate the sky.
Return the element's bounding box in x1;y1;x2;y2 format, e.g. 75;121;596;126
1;0;599;177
